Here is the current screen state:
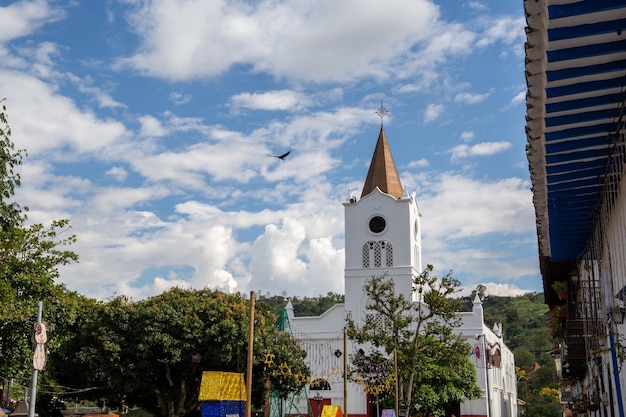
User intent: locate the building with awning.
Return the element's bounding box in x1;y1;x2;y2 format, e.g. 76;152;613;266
524;0;626;415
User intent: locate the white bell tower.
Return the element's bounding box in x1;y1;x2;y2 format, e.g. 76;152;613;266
343;122;422;325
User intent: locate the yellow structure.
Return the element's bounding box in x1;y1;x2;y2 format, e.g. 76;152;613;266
198;371;246;402
320;405;342;417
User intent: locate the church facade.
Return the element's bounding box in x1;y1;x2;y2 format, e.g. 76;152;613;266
283;123;517;417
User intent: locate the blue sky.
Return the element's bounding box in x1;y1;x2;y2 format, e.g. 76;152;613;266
0;0;536;300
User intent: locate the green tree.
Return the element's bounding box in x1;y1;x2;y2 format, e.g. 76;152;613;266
0;100;79;385
347;266;481;417
61;288;309;417
513;347;535;374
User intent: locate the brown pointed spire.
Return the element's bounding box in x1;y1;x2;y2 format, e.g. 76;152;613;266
361;125;403;198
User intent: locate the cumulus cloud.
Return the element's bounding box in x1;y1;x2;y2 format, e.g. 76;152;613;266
0;0;65;43
229;90;312;112
460;131;475;142
511;90;526;106
424;103;444;123
0;70;127;157
115;0;442;82
458;282;535;298
106;166;128;182
1;0;537;301
138;115;167;137
454;91;490;104
417;173;533;238
407;158;429;168
449;141;512;160
467;2;488;11
475;16;525;48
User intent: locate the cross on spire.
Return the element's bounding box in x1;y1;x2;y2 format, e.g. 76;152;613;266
375;102;389;125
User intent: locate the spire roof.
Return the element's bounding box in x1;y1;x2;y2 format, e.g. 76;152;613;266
361;125;403;199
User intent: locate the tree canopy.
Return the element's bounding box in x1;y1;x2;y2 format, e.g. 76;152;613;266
0;100;79;385
57;288;310;417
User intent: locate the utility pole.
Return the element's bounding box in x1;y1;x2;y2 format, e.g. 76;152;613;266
246;292;255;417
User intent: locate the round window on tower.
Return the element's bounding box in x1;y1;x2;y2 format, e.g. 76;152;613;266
369;216;386;234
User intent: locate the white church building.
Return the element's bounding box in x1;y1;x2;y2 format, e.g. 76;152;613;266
281;121;518;417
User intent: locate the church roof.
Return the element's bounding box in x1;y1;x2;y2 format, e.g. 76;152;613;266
361;125;403;199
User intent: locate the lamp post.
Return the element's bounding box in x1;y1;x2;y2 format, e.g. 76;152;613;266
314;392;323;417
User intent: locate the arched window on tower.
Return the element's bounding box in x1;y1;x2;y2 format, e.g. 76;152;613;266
380;240;393;266
363;242;371;268
363;241;393;268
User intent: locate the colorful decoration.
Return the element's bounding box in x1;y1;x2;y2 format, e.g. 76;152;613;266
295;372;308;385
198;371;246;401
320;405;343;417
278;363;292;377
33;322;47;371
264;350;275;367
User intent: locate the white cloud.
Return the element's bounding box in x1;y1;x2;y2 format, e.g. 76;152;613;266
417;173;533;239
511;90;526;106
449;141;512;160
106;166;128;182
458;282;535;298
138;115;167;138
169;92;192;105
460;131;475;142
248;217;344;296
424;103;444;123
467;2;488;11
0;69;127;156
475;16;525;48
0;0;64;43
115;0;442;82
0;0;537;301
229;90;311;112
454;91;490;104
407;158;429;168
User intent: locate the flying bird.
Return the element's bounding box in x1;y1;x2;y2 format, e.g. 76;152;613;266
272;150;291;160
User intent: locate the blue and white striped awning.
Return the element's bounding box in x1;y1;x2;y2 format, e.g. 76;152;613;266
525;0;626;264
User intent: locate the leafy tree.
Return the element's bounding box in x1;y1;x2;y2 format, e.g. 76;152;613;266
0;100;79;386
513;347;535;373
61;288;309;417
347;266;481;417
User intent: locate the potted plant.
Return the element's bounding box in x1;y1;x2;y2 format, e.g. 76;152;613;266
549;305;565;339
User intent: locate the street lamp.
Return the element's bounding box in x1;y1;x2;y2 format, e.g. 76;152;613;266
314;392;323;417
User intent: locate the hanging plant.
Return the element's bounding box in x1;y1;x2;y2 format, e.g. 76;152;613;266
552;281;567;300
549;305;565;339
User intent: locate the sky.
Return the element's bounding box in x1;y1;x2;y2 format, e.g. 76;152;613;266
0;0;538;301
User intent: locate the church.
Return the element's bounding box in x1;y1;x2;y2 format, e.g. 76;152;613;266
279;117;518;417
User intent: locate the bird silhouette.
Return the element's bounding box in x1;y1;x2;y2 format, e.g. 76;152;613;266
272;150;291;160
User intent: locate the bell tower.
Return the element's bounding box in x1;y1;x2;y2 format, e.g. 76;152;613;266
343;118;422;325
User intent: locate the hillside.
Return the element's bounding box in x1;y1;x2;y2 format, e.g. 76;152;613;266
474;292;553;363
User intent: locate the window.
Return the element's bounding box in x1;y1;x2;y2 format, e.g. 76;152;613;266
362;241;393;268
369;216;386;233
